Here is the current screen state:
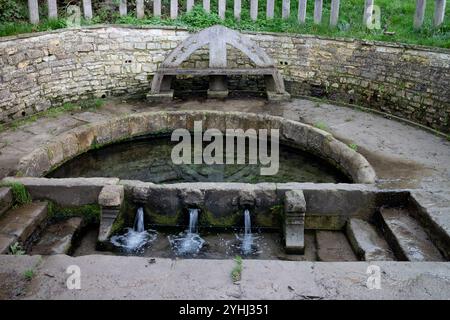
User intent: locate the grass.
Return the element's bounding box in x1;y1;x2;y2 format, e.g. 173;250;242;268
0;1;449;48
231;255;243;282
23;269;35;281
348;143;358;151
0;182;31;206
314;121;329;131
9;242;25;255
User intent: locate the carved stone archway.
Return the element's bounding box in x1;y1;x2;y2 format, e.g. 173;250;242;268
148;25;290;101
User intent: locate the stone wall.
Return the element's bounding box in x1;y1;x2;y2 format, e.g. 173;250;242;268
1;26;449;132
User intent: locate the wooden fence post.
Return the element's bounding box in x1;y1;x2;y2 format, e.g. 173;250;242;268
282;0;290;19
330;0;340;27
187;0;195;12
234;0;241;20
267;0;275;19
47;0;58;19
298;0;307;23
414;0;426;29
250;0;258;21
314;0;323;24
170;0;178;19
136;0;145;18
154;0;161;17
203;0;211;13
434;0;446;27
119;0;127;16
28;0;39;24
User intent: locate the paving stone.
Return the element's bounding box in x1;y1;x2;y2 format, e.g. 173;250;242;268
316;230;358;262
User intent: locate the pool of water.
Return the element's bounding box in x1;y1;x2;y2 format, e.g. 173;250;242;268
48;135;349;183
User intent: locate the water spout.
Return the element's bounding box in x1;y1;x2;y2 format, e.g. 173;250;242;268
240;209;254;255
168;208;205;256
188;208;199;234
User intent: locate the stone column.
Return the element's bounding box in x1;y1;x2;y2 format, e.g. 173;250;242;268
330;0;340;27
282;0;290;19
28;0;39;24
119;0;127;16
203;0;211;13
298;0;307;23
314;0;323;24
414;0;427;29
136;0;145;19
250;0;258;21
266;0;275;19
207;30;228;99
434;0;446;27
83;0;93;20
97;185;124;245
284;190;306;254
219;0;226;20
170;0;178;19
363;0;373;26
234;0;241;20
187;0;195;12
154;0;161;17
47;0;58;19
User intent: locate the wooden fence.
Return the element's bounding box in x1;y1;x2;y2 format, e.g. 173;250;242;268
27;0;447;30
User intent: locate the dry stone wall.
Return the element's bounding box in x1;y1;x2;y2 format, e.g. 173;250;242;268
1;26;449;132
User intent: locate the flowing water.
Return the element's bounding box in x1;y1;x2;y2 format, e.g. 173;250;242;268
168;208;206;256
110;208;157;253
237;209;257;255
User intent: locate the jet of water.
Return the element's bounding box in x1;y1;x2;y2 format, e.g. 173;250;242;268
134;207;145;232
244;209;251;235
188;208;199;234
241;209;253;255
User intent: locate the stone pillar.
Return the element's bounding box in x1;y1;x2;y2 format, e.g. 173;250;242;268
314;0;323;24
298;0;307;23
203;0;211;13
282;0;290;19
119;0;127;16
434;0;446;27
187;0;195;12
330;0;340;27
136;0;145;19
28;0;39;24
154;0;161;17
208;31;228;99
363;0;373;26
47;0;58;19
414;0;427;29
266;0;275;19
284;190;306;254
219;0;226;20
234;0;241;20
171;0;178;19
98;185;124;245
250;0;258;21
83;0;93;20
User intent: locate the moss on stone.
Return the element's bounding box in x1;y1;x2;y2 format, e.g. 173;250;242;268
0;182;31;206
47;202;100;223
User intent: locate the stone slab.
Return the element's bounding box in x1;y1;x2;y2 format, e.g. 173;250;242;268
346;218;395;261
316;231;358;261
0;187;13;217
30;217;83;255
0;234;16;254
0;202;48;242
380;207;444;262
98;185;124;207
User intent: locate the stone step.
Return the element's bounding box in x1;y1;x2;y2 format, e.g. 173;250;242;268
346;218;395;261
380;207;444;262
0;202;48;253
316;231;358;262
0;187;13;217
30;217;83;255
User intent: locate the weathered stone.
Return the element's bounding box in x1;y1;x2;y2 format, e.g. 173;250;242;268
0;187;13;217
0;202;48;243
346;218;395;261
284;190;306;213
316;230;358;261
98;185;124;207
284;190;306;253
0;233;16;254
179;188;204;207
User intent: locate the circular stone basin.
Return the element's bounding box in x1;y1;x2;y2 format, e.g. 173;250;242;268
47;135;350;183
